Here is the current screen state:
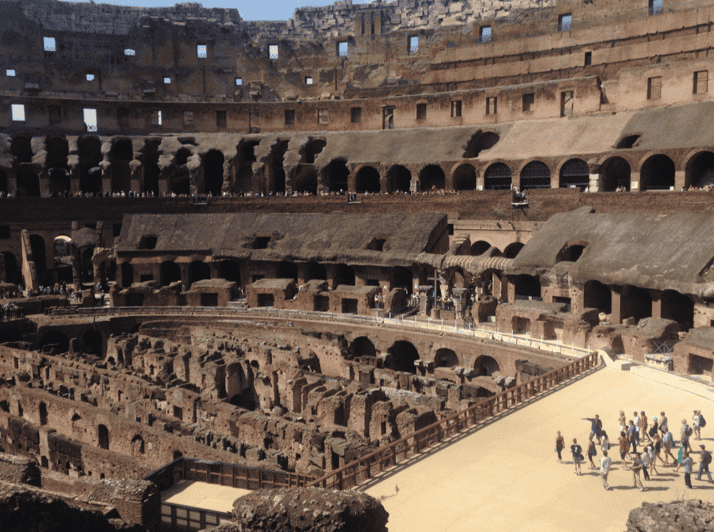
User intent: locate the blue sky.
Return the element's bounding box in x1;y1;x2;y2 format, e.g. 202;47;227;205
69;0;386;21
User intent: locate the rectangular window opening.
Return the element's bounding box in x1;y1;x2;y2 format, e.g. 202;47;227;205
486;96;498;115
522;93;535;112
235;77;242;86
284;109;295;125
351;107;362;123
216;110;227;128
305;76;313;85
269;44;279;60
479;26;492;43
49;105;61;125
647;76;662;100
694;70;708;94
43;37;56;52
318;109;329;125
6;69;15;77
416;103;427;120
649;0;664;16
197;44;207;59
558;13;572;32
561;90;574;117
86;74;95;81
451;100;462;118
164;77;171;84
11;104;24;122
338;41;348;57
83;108;97;132
124;49;136;57
584;51;592;66
184;111;194;126
409;35;419;53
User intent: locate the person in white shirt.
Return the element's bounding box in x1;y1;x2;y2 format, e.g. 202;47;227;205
600;450;612;490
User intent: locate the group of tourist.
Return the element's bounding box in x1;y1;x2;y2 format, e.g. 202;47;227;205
0;302;24;321
556;410;712;491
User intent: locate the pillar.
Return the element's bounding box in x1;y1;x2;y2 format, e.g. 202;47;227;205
452;287;469;318
630;172;641;192
39;168;50;197
130;160;142;193
651;290;663;319
589;173;600;192
674;170;686;191
418;285;433;316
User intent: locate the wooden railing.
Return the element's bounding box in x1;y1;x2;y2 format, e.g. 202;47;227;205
308;352;600;490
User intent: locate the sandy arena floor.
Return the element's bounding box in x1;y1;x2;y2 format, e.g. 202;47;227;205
364;367;714;532
162;480;250;513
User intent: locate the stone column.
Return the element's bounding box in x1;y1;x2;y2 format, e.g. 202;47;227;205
674;170;686;191
630;172;641;192
589;173;600;192
418;285;433;316
651;290;663;319
452;287;469;318
505;276;516;304
100;141;112;195
38;168;50;197
129;160;142;193
610;286;624;324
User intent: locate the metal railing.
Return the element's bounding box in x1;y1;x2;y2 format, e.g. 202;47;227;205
161;502;230;532
308;352;600;490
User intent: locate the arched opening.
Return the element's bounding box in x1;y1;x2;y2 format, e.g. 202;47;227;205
49;169;70;195
471;241;492;256
292;165;318;195
46;137;70;195
218;260;241;285
386;341;419;373
39;402;48;426
81;248;94;283
354;166;380;193
173;450;183;461
419;165;445;191
617;135;641;149
463;131;500;158
333;263;355;287
688;151;714;189
520;161;551;190
0;169;7;194
306;262;327;281
160;261;181;287
484;163;512;190
131;435;145;456
556;244;586;263
172;179;190;196
1;252;19;284
30;235;46;276
322;159;350;193
39;331;69;353
40;456;48;468
584;280;611;315
78;136;103;194
83;330;103;356
16;165;40;197
600;157;631;192
453;164;477;191
174;147;191;166
392;266;413;295
513;274;541;299
641;154;675;191
351;336;376;358
234;140;259;193
503;242;524;259
109;139;133;193
474;355;500;376
434;348;459;368
559;158;590;190
626;286;652;323
121;262;134;288
189;261;210;286
53;236;74;284
141;139;161;196
202;149;225;196
266;140;289;194
98;424;109;450
230;391;259;411
300;138;326;164
10;136;33;163
660;290;694;331
277;261;298;282
386;165;411;193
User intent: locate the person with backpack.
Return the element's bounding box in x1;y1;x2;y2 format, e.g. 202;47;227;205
587;438;598;470
697;444;713;483
663;430;676;465
659;411;669;435
628;420;639;454
675;450;694;489
693;410;706;441
681;419;694;453
571;438;583;475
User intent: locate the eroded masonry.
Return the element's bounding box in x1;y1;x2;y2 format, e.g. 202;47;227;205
2;0;714;530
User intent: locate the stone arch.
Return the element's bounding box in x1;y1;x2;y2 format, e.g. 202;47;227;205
392;266;413;295
1;252;18;284
640;154;675;191
660;290;694;331
120;262;134;288
434;348;459;368
599;156;631;192
234;140;259;193
354;165;381;193
559;158;590;189
322;159;349;193
300;138;326;164
452;163;477;191
503;242;524;259
584;280;611;315
484;162;512;190
520;161;551;190
53;236;73;284
109;138;133;193
46;136;70;195
160;261;181;287
39;331;69;353
265;140;289;194
333;263;355;287
131;434;145;456
83;330;103;356
10;136;33;163
217;260;241;285
626;285;652;322
292;165;318;194
230;390;259;411
173;147;192;166
78;136;103;194
386;165;411;193
556;241;587;263
386;341;419;373
306;261;327;281
277;261;298;282
98;424;109;450
685;150;714;189
419;165;445;191
513;274;541;299
17;165;40;197
471;241;492;256
202;149;225;195
351;336;376;358
474;355;500;376
189;261;210;286
463;131;500;158
141;138;161;195
30;234;47;275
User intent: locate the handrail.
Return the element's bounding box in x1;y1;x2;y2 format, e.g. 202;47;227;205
307;352;600;490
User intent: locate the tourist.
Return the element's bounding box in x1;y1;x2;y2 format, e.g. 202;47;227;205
640;411;650;443
640;445;651;480
585;414;602;444
660;412;669;434
600;431;610;454
652;432;663;468
662;429;676;464
600;450;612;490
618;411;627;434
619;431;630;463
628;420;638;454
587;438;598;470
555;431;565;464
633;411;641;446
648;416;659;440
630;452;645;491
675;450;694;489
693;410;704;441
681;419;693;452
647;444;659;476
571;438;583;475
697;445;713;483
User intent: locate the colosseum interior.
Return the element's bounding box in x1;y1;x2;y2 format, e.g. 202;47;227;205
2;0;714;530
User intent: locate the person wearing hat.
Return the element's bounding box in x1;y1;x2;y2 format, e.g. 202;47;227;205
697;444;713;483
